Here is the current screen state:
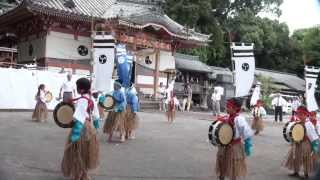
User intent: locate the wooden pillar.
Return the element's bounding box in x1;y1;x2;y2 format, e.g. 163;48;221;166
154;49;160;99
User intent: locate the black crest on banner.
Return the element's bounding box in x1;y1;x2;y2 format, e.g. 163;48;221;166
242;63;250;71
99;54;107;64
78;45;88;56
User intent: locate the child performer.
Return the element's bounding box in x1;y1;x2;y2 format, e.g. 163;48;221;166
251;100;267;135
216;97;254;180
61;78;100;180
125;84;139;139
32;84;48;122
103;80;127;142
284;106;320;179
165;92;179;123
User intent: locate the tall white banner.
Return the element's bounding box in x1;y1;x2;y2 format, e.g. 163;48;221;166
250;82;261;106
92;34;115;93
305;66;320;111
232;43;255;97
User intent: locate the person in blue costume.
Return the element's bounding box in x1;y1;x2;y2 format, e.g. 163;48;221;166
216;98;254;180
283;106;320;179
124;83;139;140
61;78;100;180
116;44;132;88
103;80;127;142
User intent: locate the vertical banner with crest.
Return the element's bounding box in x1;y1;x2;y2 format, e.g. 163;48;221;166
92;34;115;93
305;66;320;111
231;43;255;97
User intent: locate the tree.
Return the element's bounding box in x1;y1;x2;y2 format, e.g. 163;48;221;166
256;75;278;110
165;0;285;68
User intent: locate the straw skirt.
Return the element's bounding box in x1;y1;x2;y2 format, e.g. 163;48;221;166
61;121;100;178
216;143;247;179
103;111;125;134
32;101;48;122
284;140;317;174
251;117;264;132
124;106;139;132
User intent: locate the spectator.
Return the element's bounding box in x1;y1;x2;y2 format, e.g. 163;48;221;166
271;93;286;122
211;89;221;117
182;82;192;112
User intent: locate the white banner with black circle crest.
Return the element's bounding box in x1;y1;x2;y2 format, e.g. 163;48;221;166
232;43;255;97
305;66;320;111
92;34;115;93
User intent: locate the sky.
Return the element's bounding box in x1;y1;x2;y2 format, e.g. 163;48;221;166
260;0;320;33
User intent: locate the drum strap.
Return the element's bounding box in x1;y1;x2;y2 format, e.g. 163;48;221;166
71;96;94;115
231;138;241;145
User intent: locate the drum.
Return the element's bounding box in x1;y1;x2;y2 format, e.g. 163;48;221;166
208;121;234;146
99;94;115;110
283;121;305;143
45;91;53;103
53;102;75;128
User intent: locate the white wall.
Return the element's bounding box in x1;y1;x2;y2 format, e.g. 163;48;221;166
18;35;46;62
46;31;91;60
135;50;175;71
159;51;175;71
0;68;87;110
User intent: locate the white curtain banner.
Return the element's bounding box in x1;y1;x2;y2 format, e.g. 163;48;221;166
250;83;261;106
232;43;255;97
305;66;320;111
92;34;115;93
0;68;84;110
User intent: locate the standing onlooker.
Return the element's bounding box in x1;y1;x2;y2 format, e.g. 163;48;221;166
58;73;76;102
271;93;286;122
32;84;48;122
291;97;301;116
182;82;192;112
211;89;221;117
157;82;166;111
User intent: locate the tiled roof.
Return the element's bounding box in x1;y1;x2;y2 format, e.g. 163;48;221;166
27;0;114;19
208;66;232;79
255;68;305;91
103;1;210;42
175;53;212;73
0;0;209;43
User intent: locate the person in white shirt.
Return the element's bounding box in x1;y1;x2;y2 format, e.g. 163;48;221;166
211;89;221;116
271;93;286;122
59;73;76;102
32;84;48;122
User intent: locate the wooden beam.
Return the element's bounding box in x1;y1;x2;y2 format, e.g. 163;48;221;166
154;49;160;99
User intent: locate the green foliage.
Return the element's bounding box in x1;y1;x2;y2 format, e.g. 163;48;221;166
256;75;278;110
164;0;303;71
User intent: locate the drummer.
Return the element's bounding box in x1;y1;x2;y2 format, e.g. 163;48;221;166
103;80;127;142
32;84;48;122
251;100;267;135
61;78;100;180
283;106;320;179
58;73;76;102
215;97;253;180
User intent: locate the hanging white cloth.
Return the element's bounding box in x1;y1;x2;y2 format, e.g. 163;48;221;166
232;43;255;97
305;66;320;112
92;34;115;93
